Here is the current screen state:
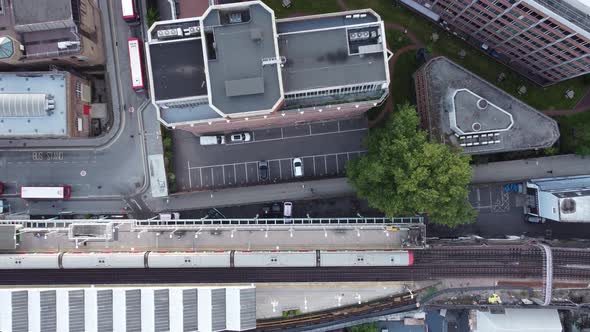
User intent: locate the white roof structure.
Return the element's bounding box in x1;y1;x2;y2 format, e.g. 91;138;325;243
0;285;256;332
528;175;590;222
473;309;562;332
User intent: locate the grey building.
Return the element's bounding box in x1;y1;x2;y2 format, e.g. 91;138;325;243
145;0;390;134
414;57;559;154
526;175;590;222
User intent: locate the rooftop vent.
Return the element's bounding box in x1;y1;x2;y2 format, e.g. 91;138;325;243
561;198;576;214
477;98;488;110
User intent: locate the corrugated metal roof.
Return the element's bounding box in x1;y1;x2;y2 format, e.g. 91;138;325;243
68;290;85;332
11;291;28;332
240;288;257;330
0;93;50;118
183;289;198;332
40;290;57;332
97;290;113;332
126;289;142;332
154;289;170;332
211;289;226;331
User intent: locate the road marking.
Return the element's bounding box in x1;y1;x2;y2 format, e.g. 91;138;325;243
211;168;215;186
245;164;249;183
313;157;316;175
336;155;340;174
279;160;282;178
324;156;328;174
233;164;237;184
188;160;192;189
229;127;366;146
130;198;143;211
199;168;203;189
222;165;226;184
337;121;341;132
280;127;284;139
308;124;312;135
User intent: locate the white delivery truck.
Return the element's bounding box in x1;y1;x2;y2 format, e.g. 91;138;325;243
199;135;225;145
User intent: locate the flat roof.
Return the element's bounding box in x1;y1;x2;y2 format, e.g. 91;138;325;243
416;57;559;154
276;12;379;34
0;72;68;137
149;38;208;100
279;25;387;92
203;3;282;114
12;0;73;26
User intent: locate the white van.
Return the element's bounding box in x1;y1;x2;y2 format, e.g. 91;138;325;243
283;202;292;218
200;135;225;145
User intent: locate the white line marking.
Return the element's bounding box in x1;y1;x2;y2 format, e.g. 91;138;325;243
324;155;328;174
211;168;215;186
337;121;341;132
222;165;226;185
281;127;284;139
336;155;340;173
245;164;249;183
228;127;366;146
188;160;192;189
308;124;312;135
199;168;203;188
313;157;316;175
279;160;282;178
233;164;237;184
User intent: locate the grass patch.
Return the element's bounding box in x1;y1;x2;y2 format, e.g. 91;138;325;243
344;0;590;111
558;112;590;155
391;51;420;105
264;0;341;18
161;126;177;193
387;29;412;50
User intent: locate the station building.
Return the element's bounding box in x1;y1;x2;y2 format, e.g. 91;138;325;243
0;71;92;138
526;175;590;222
0;0;104;68
145;0;390;134
414;57;559;154
401;0;590;86
0;285;256;332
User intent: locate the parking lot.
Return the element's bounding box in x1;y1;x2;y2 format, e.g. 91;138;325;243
173;118;368;191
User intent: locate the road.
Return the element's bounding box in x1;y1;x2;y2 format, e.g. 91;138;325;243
0;0;162;216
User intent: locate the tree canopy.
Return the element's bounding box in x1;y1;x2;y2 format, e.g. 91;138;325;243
347;323;378;332
346;103;476;227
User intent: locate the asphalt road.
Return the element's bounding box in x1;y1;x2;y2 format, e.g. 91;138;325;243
173;118;368;192
0;0;159;216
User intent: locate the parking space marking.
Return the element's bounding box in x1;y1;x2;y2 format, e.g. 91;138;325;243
186;150;366;190
229;126;366;146
187;160;192;189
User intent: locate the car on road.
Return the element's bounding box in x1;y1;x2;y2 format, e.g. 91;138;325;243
293;158;303;177
230;132;251;142
259;160;268;180
200;135;225;145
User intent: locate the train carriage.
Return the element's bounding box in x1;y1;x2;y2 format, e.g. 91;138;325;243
147;251;231;268
233;250;317;267
60;251;146;269
319;250;413;267
0;253;60;269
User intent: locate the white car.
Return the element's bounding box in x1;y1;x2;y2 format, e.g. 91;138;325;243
293;158;303;177
230;132;251;142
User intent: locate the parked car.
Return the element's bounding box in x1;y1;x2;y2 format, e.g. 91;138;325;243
283;202;293;218
200;135;225;145
259;160;268;180
292;158;303;177
230;132;251;142
159;212;180;220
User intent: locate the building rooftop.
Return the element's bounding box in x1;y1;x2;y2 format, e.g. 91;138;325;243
0;285;256;332
473;308;561;332
535;0;590;35
0;72;68;137
203;3;282;115
279;25;387;92
146;2;389;125
150;38;207;101
415;57;559;154
12;0;73;27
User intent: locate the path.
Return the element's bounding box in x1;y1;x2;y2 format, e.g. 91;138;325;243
542;88;590;116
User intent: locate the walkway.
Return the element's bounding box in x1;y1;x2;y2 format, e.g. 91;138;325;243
542;88;590;116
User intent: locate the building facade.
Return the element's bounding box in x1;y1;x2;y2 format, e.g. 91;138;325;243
401;0;590;86
145;0;390;134
0;0;104;68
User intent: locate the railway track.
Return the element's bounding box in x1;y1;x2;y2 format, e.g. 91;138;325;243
0;245;585;285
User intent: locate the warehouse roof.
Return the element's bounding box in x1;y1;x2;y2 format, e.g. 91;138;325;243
0;72;68;137
474;308;561;332
0;285;256;332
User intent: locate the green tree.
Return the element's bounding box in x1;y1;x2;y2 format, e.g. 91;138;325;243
346;103;476;227
147;6;160;27
347;323;378;332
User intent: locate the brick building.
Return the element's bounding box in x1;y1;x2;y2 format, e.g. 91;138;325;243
401;0;590;86
145;0;390;134
0;0;104;68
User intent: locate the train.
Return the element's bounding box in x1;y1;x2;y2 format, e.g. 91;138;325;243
0;250;413;269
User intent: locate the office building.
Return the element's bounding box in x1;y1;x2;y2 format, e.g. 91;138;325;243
401;0;590;85
145;0;390;134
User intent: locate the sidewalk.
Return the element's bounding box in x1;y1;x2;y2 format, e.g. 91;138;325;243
472;154;590;184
